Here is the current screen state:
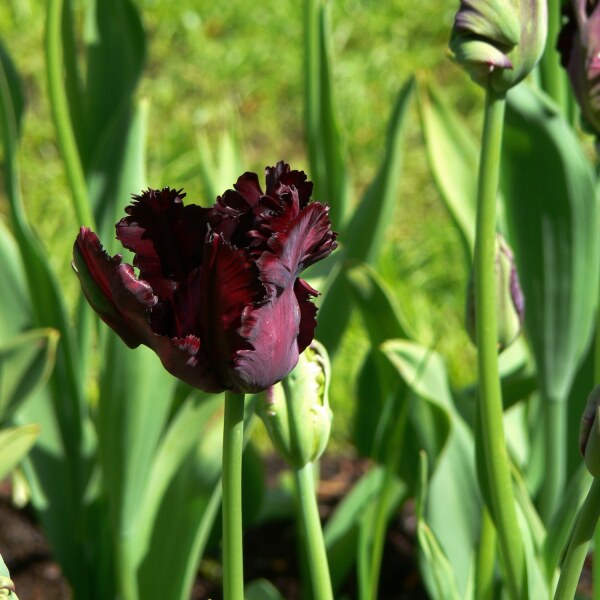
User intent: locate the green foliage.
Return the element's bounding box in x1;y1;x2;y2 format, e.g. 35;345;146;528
2;0;600;598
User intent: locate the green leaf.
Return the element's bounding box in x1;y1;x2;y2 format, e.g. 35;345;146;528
96;337;174;596
0;425;40;482
0;219;30;342
417;78;478;255
84;0;145;167
324;465;407;592
506;462;549;597
424;407;480;598
381;340;453;475
0;41;23;134
344;260;414;344
502;84;599;404
245;579;285;600
304;0;349;228
83;0;146;237
543;465;592;578
197;126;243;203
415;452;465;600
317;77;416;355
137;396;226;600
1;36;91;576
0;329;59;422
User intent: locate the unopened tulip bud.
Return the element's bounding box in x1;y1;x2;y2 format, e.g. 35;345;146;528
466;234;525;352
558;0;600;136
0;576;16;599
258;341;332;469
450;0;547;92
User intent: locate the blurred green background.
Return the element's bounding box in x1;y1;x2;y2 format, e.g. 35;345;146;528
0;0;484;441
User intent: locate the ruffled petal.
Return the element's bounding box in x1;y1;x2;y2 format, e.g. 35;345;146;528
233;284;302;392
116;188;210;299
266;161;313;208
256;202;337;291
150;335;225;393
72;227;156;348
198;232;265;387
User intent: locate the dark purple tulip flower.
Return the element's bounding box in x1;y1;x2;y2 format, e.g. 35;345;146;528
73;162;337;394
558;0;600;135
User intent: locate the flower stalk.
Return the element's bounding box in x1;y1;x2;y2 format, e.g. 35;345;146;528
539;0;568;113
474;88;525;598
222;391;245;600
294;462;334;600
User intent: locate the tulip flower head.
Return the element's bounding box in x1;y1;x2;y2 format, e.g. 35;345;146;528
73;162;337;393
450;0;547;92
558;0;600;135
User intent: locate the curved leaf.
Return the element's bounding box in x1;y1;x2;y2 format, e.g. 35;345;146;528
502;85;599;403
0;329;59;421
0;424;40;482
417;78;478;255
318;78;415;354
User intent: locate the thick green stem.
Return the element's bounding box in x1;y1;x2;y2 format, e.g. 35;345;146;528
222;392;245;600
294;462;333;600
539;0;567;114
554;478;600;599
46;0;95;229
474;88;525;598
476;506;497;600
540;397;567;523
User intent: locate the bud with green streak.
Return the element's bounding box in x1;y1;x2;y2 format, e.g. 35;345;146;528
257;340;332;469
450;0;547;92
466;233;525;352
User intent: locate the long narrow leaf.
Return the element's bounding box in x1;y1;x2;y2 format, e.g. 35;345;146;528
304;0;349;228
417;78;478;256
318;78;415;354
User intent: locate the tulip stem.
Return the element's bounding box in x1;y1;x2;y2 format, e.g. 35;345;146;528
222;391;245;600
474;87;525;599
553;477;600;600
294;462;334;600
539;0;567;115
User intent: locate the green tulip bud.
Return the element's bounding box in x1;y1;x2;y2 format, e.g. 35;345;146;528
580;384;600;477
450;0;547;92
0;576;16;599
466;233;525;352
257;340;332;469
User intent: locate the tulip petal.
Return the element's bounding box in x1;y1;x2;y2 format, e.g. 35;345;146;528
73;227;156;348
198;232;265;388
152;335;225;393
266;161;313;208
116;188;210;299
295;278;319;353
257;202;337;290
234;284;302;392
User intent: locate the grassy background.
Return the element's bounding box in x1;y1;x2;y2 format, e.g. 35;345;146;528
0;0;483;441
